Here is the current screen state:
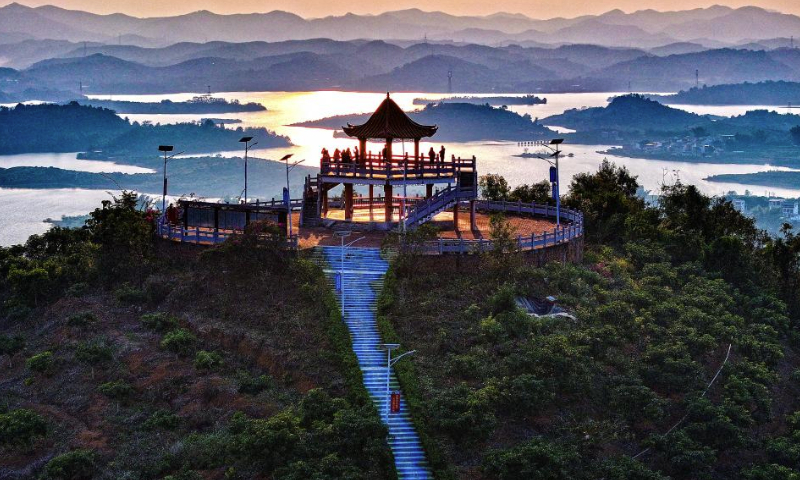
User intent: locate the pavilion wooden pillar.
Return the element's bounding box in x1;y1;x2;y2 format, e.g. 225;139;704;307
368;184;374;220
414;138;420;167
470;200;477;230
359;138;367;163
344;183;354;221
321;188;329;216
426;184;433;199
453;203;460;231
385;184;393;223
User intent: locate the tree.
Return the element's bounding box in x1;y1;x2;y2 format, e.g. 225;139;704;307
564;160;643;244
479;174;510;201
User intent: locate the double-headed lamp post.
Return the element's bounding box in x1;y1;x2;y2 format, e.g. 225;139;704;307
533;138;565;227
333;230;365;317
381;343;416;425
158;145;174;214
239;136;257;203
281;154;304;240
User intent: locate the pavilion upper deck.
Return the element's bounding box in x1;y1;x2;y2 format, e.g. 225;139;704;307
319;153;476;185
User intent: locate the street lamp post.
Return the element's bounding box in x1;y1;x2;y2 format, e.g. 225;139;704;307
334;230;365;317
533;138;565;227
381;343;416;425
158;145;174;214
239;136;257;203
281;154;304;240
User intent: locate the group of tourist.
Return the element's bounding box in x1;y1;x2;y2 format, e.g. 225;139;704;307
321;145;449;165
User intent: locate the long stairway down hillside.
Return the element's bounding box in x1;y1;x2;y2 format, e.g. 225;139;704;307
313;246;432;480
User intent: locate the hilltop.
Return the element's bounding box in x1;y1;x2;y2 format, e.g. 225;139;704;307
542;94;706;132
651;80;800;106
0;102;290;156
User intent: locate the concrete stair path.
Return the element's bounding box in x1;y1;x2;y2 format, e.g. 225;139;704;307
312;246;432;480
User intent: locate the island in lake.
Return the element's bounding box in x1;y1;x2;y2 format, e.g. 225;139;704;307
705;171;800;189
412;94;547;106
649;81;800;106
0;102;289;158
0;155;316;199
296;102;554;142
79;95;266;114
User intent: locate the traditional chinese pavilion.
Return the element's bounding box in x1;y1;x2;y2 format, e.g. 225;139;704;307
304;93;478;230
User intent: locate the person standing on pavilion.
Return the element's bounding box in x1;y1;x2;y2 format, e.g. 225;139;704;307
333;148;341;162
428;147;436;164
440;145;446;165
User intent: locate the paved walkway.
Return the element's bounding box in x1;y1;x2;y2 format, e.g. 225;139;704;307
315;246;431;480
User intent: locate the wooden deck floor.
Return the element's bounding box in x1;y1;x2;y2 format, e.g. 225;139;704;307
295;208;560;249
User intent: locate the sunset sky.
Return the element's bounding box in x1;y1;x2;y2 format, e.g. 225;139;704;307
3;0;799;18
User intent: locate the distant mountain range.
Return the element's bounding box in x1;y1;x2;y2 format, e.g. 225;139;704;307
2;3;800;49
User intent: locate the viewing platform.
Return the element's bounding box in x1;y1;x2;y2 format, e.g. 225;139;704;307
319;155;476;185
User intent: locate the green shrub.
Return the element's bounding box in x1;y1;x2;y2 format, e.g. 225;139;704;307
161;329;197;356
0;334;25;355
143;410;181;431
67;311;97;327
0;408;47;446
140;312;179;332
97;380;134;400
237;371;272;395
26;351;54;374
194;350;223;370
742;463;800;480
75;339;114;364
114;283;147;304
40;449;96;480
482;437;580;480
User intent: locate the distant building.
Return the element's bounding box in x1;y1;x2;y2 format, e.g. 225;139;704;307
782;201;799;218
732;199;746;213
769;198;784;210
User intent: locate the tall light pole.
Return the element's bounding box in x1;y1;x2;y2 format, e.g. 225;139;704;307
381;343;415;425
239;136;257;203
281;154;304;239
534;138;564;227
334;230;365;317
158;145;173;214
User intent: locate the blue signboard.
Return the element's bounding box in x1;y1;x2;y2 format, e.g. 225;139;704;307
282;187;290;207
335;272;342;292
549;166;557;183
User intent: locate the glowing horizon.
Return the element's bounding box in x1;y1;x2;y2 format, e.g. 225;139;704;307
2;0;799;20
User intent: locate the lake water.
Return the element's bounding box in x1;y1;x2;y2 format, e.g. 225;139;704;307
2;90;799;245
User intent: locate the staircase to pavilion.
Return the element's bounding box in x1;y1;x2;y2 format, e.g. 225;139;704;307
312;246;432;480
403;184;474;229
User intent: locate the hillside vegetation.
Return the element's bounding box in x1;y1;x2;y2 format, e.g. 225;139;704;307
0;193;392;479
378;161;800;479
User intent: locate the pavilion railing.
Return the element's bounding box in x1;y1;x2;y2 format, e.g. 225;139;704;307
408;200;584;255
156;221;298;249
320;155;476;180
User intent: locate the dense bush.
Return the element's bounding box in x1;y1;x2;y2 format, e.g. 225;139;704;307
194;350;223;370
97;380;134;400
176;389;392;478
26;351;54;374
74;339;114;364
140;312;179;332
0;408;47;446
160;328;197;356
40;449;96;480
143;410;181;431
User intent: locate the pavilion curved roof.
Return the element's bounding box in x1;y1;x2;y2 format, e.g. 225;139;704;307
342;93;437;140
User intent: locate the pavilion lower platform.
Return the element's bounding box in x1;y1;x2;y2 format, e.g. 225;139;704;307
295;205;565;249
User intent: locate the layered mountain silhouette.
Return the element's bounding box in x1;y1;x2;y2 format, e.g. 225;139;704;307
2;3;800;48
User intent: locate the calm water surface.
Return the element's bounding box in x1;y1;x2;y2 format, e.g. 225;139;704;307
2;91;799;245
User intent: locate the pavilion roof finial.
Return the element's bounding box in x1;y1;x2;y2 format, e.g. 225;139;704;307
387;92;390;99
